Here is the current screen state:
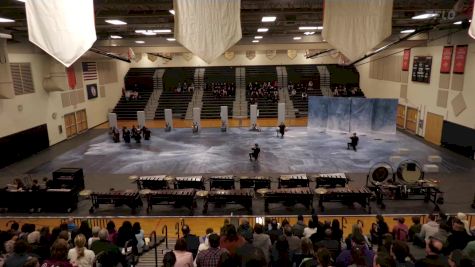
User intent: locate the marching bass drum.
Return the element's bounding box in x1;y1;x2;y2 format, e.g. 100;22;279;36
396;160;424;184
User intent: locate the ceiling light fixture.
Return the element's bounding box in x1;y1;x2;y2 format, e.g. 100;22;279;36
304;32;315;35
135;40;145;44
254;36;263;39
169;10;175;15
110;35;122;39
16;0;26;3
0;17;15;23
293;37;302;40
400;29;415;33
166;38;176;41
261;16;276;22
411;13;438;20
252;40;259;43
257;28;268;32
105;19;127;25
453;21;462;25
152;29;172;33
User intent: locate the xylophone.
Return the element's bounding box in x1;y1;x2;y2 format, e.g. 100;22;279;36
89;190;142;214
0;188;78;213
145;189;196;215
315;173;349;188
174;176;205;190
209;175;235;190
278;174;309;188
135;175;170;190
239;176;271;190
201;189;254;214
260;188;314;213
316;186;372;213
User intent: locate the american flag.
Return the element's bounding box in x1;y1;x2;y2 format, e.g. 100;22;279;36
82;62;97;81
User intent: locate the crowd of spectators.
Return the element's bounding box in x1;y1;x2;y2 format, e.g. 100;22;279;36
163;212;475;267
2;212;475;267
332;85;364;97
288;81;311;101
205;82;235;98
174;82;195;93
0;219;146;267
247;82;279;105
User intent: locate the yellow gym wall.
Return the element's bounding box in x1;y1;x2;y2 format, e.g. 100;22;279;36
0;43;129;145
358;30;475;137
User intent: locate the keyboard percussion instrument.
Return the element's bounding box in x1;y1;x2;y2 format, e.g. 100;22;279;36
278;174;309;188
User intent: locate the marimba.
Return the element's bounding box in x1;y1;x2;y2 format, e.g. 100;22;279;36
136;175;169;190
315;173;349;188
239;176;271;190
174;176;205;190
209;175;235;190
90;190;142;214
0;188;78;213
202;189;254;214
145;189;196;215
316;186;372;213
260;188;314;213
278;174;309;188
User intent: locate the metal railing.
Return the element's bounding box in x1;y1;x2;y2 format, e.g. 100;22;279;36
150;230;159;267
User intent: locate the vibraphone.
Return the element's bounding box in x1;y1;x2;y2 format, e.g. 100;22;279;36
278;174;309;188
315;173;349;188
317;186;372;213
262;188;314;213
146;189;196;215
90;190;142;214
209;175;235;189
203;189;253;214
239;176;271;190
174;176;204;190
136;175;168;190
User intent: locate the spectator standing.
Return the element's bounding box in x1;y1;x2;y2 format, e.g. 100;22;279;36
182;225;200;259
196;233;228;267
377;215;390;245
133;222;145;254
237;219;253;243
220;224;245;256
304;220;318;239
252;224;272;263
267;220;282;244
174;238;193;267
316;229;341;261
292;215;307;238
393;217;409;241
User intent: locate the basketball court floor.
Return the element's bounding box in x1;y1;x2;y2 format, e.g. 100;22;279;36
0;126;474;216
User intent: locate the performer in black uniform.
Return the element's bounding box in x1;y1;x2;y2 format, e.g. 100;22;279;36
142;126;151;140
122;127;131;143
249;143;261;161
278;123;286;138
347;132;359;151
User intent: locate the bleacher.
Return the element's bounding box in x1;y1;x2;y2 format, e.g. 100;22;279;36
154;68;195;119
113;68;155;120
202;67;236;119
286;65;321;117
246;66;278;118
154;91;193;119
327;64;360;88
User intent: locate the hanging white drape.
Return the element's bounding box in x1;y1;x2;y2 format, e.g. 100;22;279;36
322;0;393;62
174;0;242;63
469;8;475;39
25;0;97;67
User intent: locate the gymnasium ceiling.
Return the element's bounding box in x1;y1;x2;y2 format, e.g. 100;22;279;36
0;0;471;47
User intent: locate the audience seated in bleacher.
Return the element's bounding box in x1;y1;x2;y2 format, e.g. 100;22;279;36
2;212;475;267
175;81;195;93
248;81;279;104
206;82;235;98
332;85;364;97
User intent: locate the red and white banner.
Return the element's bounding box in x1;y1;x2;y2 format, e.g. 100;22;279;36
440;46;453;73
453;45;468;74
66;66;76;89
402;49;411;71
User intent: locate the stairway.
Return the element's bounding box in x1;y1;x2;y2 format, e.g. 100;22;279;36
145;89;162;120
136;238;177;267
233;67;247;118
194;68;205;90
276;66;295;118
317;65;332;96
185;89;203;119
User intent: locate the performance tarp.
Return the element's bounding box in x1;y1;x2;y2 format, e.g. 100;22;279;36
173;0;242;63
25;0;96;67
322;0;393;62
